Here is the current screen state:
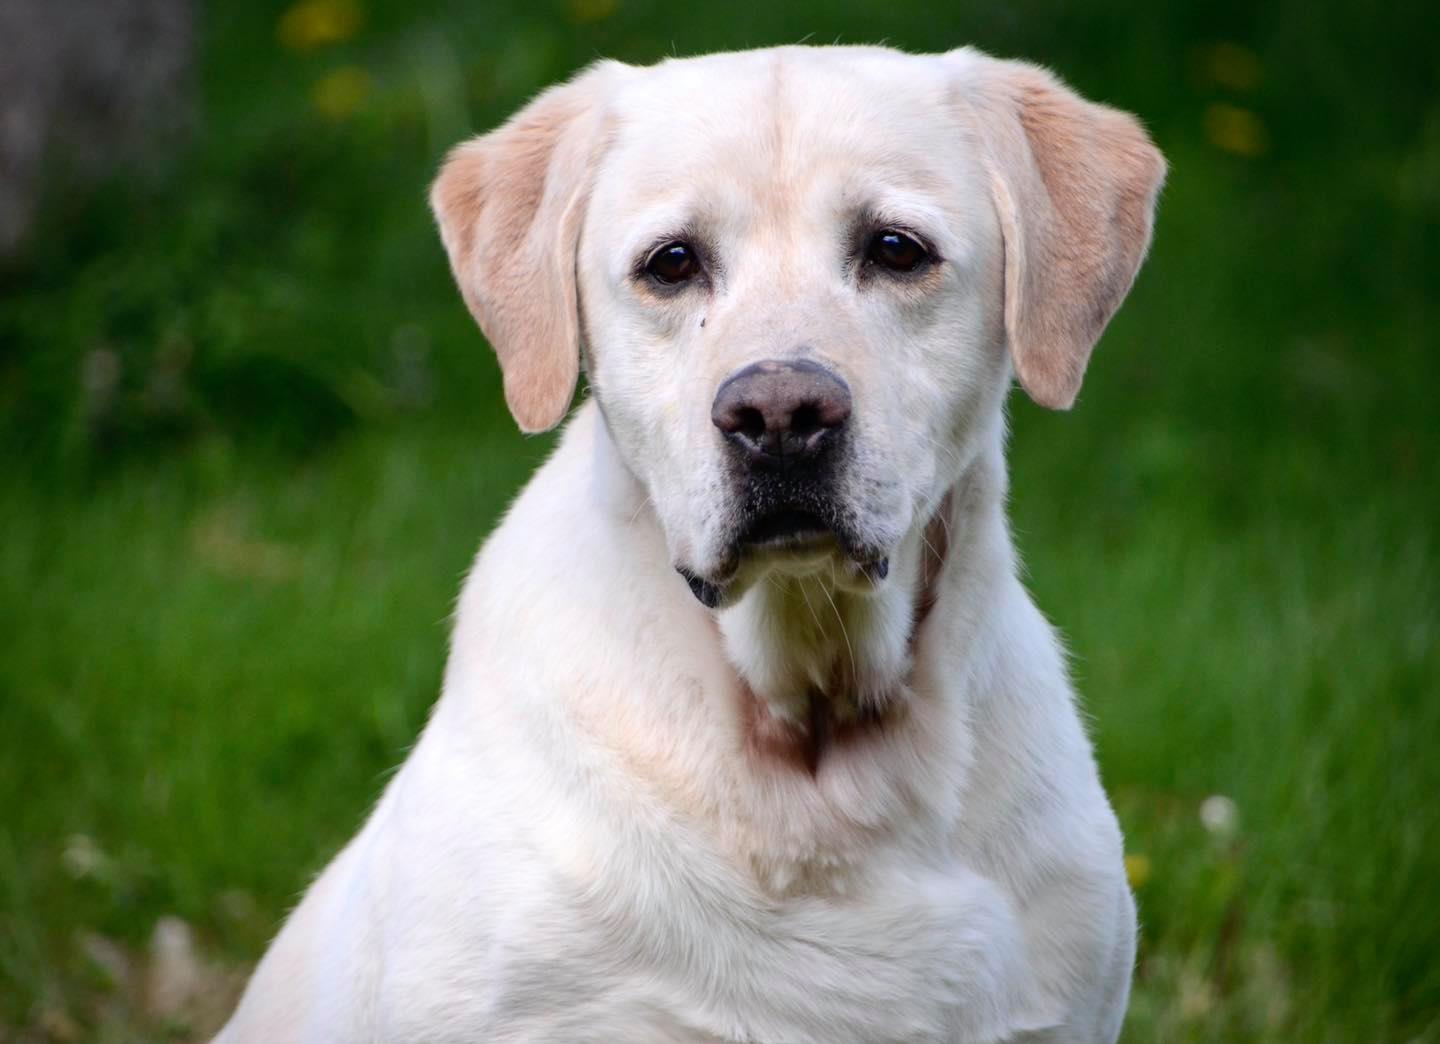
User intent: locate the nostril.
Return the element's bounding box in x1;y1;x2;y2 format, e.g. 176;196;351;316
790;403;821;438
735;406;767;442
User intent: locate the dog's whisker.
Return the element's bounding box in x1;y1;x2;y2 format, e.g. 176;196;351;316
816;579;857;690
628;493;656;525
796;575;825;637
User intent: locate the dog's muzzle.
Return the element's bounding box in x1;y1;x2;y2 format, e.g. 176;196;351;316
672;358;887;608
714;357;851;556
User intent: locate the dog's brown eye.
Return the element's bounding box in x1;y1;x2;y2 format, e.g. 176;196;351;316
646;242;700;285
865;230;930;273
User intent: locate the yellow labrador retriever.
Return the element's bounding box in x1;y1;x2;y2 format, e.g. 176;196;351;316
219;45;1164;1043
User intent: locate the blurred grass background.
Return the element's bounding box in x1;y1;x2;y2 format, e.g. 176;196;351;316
1;0;1437;1040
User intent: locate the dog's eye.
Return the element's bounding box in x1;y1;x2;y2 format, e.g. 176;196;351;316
864;230;930;273
645;242;700;285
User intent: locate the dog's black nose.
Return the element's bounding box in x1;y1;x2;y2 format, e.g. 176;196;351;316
711;359;851;467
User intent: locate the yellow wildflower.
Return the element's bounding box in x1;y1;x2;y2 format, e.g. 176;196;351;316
1204;103;1269;157
1202;42;1263;92
312;66;370;121
568;0;618;24
279;0;363;52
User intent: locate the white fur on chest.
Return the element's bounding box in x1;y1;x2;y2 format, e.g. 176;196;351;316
367;709;1044;1044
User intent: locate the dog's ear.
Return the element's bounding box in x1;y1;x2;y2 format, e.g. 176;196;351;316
951;50;1166;409
430;61;627;433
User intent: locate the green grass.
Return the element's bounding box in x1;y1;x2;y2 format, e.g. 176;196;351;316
2;0;1437;1039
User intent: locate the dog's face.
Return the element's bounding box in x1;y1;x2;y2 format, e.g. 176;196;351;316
432;47;1164;604
578;50;1006;603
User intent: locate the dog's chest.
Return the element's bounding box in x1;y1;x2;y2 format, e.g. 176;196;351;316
382;848;1029;1044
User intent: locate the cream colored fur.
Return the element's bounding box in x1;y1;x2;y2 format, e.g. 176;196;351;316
219;44;1164;1043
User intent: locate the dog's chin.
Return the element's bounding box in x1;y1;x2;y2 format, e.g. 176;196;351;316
677;507;892;609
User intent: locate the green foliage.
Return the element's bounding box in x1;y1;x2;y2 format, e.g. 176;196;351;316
1;0;1436;1039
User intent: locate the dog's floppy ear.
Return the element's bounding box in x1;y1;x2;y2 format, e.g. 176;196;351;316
430;61;627;432
951;50;1166;409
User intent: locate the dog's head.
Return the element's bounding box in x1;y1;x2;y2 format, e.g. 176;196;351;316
432;47;1164;606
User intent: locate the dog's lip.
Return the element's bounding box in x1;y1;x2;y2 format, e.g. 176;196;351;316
675;506;893;609
676;541;891;610
676;566;727;609
736;507;834;550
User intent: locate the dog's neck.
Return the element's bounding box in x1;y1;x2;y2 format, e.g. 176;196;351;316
590;406;1011;774
714;499;950;765
716;433;1009;771
579;408;1016;891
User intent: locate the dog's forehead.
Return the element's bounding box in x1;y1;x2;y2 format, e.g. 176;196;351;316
603;47;967;199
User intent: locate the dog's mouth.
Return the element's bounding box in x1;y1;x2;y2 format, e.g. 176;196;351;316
674;500;890;610
736;506;834;551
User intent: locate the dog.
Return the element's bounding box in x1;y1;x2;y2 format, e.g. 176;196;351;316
218;44;1165;1043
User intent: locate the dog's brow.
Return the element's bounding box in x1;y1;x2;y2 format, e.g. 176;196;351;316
618;209;700;264
852;198;948;247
